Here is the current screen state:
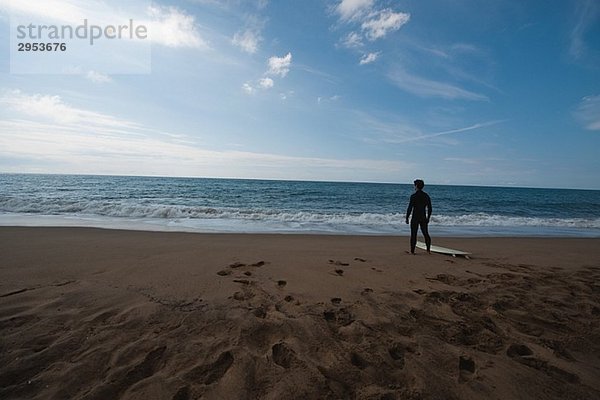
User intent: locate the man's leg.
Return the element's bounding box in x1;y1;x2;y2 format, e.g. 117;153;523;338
420;221;431;252
410;219;419;253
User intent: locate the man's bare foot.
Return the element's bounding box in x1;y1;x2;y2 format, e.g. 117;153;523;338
405;251;415;255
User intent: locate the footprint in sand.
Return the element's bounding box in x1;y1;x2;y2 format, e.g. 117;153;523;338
507;344;533;358
354;257;367;262
371;267;382;273
216;269;231;276
277;280;287;287
323;310;336;321
334;269;344;276
361;288;373;295
323;308;354;326
427;273;458;285
350;352;369;369
284;295;294;302
244;271;252;276
459;355;476;382
459;355;476;373
272;342;297;369
329;260;350;266
388;345;406;369
253;306;267;318
87;346;167;399
232;291;254;301
172;386;190;400
331;297;342;305
132;346;167;379
184;351;234;385
229;261;266;270
506;344;580;383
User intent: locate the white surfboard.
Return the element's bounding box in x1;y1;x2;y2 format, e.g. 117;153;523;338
416;241;471;258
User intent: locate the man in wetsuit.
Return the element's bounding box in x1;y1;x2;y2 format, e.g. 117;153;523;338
405;179;432;254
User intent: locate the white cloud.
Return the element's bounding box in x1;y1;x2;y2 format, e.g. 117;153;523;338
335;0;375;21
279;90;294;101
399;120;505;143
0;0;91;24
317;95;341;104
388;68;488;101
267;52;292;77
86;70;112;83
148;6;208;48
574;95;600;130
258;77;274;89
0;89;138;129
569;0;599;61
361;9;410;40
1;1;207;49
242;78;274;94
451;43;480;54
0;120;413;178
232;29;261;54
0;89;412;180
242;83;255;94
358;111;503;145
359;52;379;65
232;13;267;56
340;31;364;48
334;2;409;55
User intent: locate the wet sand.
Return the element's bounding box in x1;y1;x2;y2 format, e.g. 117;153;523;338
1;227;599;399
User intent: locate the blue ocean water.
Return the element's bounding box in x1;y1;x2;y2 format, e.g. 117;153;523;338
1;174;599;237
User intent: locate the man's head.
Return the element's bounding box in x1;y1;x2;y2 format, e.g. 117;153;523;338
414;179;425;190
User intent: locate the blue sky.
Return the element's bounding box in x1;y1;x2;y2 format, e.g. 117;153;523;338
0;0;598;189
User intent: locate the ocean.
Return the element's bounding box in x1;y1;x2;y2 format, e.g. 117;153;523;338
1;174;599;237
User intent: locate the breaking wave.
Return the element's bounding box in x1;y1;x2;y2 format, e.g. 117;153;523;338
1;198;598;229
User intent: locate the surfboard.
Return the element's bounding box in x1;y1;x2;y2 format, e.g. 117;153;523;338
416;241;471;258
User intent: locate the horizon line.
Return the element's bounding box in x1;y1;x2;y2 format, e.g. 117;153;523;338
1;171;598;191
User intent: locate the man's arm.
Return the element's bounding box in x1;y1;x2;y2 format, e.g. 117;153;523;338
405;196;413;224
426;194;432;222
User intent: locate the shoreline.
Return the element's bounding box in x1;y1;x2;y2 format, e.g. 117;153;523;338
1;227;599;399
1;223;600;238
1;214;599;238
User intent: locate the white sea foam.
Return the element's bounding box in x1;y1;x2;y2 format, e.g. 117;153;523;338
2;196;600;235
431;213;600;229
0;207;599;229
1;212;599;237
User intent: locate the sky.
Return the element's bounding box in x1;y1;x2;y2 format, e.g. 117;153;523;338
0;0;598;189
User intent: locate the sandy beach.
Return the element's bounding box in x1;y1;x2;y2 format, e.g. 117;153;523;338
1;227;599;399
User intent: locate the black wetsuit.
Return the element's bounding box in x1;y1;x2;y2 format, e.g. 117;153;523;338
406;190;432;253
